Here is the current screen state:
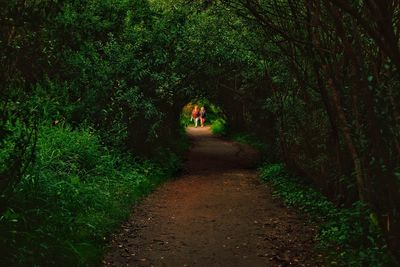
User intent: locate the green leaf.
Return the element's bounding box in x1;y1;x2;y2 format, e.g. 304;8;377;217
70;176;80;185
369;212;379;226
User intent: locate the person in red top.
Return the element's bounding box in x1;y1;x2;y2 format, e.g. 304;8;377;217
200;106;206;127
191;105;200;128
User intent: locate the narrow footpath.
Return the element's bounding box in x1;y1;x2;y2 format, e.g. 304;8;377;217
104;127;323;266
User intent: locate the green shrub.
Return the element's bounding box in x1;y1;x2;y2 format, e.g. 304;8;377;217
211;118;227;135
0;124;181;266
259;164;396;267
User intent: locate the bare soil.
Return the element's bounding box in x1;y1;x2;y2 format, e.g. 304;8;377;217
104;126;323;266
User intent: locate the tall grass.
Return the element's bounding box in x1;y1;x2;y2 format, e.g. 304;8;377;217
0;124;183;266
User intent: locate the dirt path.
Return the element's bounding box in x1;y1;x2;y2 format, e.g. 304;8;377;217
104;127;322;266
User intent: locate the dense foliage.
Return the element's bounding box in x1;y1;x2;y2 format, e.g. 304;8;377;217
1;124;183;266
260;164;395;266
1;0;399;265
1;1;188;265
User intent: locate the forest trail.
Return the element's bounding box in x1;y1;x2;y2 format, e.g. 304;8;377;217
104;127;322;267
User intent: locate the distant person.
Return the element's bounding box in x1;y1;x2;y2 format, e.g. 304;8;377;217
200;106;207;127
191;105;200;128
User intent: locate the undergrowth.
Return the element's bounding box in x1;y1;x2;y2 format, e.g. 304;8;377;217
259;164;397;267
211;118;227;136
0;124;185;266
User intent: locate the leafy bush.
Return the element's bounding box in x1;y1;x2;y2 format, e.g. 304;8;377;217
259;164;397;267
211;118;227;136
0;124;182;266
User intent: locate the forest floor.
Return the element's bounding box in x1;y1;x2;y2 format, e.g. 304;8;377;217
103;126;324;266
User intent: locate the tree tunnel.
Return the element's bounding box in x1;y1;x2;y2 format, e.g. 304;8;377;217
2;0;400;263
117;1;400;257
